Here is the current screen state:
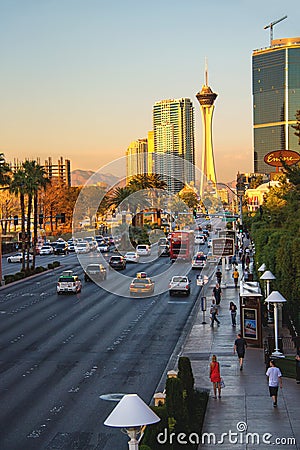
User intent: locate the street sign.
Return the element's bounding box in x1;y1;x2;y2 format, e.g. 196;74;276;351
218;230;236;239
212;238;234;257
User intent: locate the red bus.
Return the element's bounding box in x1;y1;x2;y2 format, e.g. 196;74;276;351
169;230;194;262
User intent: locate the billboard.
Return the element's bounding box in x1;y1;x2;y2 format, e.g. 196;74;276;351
212;238;234;257
264;150;300;167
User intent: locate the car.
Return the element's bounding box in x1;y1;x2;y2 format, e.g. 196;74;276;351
124;252;140;263
7;253;33;263
136;244;151;256
75;242;90;254
39;245;54;255
84;236;97;251
54;242;69;255
192;253;207;269
207;238;212;248
129;277;155;296
158;244;170;257
84;264;107;282
57;273;82;294
195;235;206;245
97;241;110;252
109;256;126;270
169;276;191;296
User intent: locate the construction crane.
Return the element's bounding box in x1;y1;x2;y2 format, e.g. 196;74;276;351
264;15;287;46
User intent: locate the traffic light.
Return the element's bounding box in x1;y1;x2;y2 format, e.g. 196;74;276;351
239;224;243;233
39;214;44;225
193;208;197;219
13;215;18;226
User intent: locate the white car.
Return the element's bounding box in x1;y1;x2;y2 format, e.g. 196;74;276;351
169;276;191;296
75;242;90;254
191;253;207;269
7;253;33;263
57;273;82;294
195;235;205;245
39;245;54;255
124;252;140;263
136;244;151;256
97;241;109;252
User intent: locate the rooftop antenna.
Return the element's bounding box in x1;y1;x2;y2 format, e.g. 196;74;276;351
205;57;208;85
264;15;287;46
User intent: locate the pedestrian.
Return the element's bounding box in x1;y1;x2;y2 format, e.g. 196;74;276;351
295;349;300;384
233;333;247;370
216;268;222;285
210;299;220;327
245;252;250;268
241;253;245;271
213;283;222;306
266;359;283;407
209;355;222;399
231;254;237;268
229;302;237;327
243;267;249;282
232;268;239;288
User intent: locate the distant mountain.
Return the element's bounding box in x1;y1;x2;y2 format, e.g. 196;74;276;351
71;169;120;187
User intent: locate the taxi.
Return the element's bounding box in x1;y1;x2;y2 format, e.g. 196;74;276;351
57;272;82;294
129;277;154;296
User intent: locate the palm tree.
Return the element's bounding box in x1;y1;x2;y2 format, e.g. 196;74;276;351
0;153;11;186
22;161;50;269
128;174;167;191
10;170;27;271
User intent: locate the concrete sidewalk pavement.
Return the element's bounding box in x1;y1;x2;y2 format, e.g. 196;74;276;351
180;266;300;449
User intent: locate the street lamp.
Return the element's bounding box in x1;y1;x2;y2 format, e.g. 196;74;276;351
104;393;160;449
258;263;267;272
260;270;276;323
265;291;287;358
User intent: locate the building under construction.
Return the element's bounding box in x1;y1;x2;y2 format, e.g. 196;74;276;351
9;156;71;187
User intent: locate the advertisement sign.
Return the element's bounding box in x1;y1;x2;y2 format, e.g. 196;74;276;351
264;150;300;167
242;308;257;340
212;238;234;257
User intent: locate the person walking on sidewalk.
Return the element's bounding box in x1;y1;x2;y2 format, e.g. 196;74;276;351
216;269;222;285
209;355;222;399
229;302;237;326
213;283;222;306
234;333;247;370
210;299;220;327
232;268;239;288
266;359;283;407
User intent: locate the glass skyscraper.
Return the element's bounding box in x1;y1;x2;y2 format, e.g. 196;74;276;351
252;37;300;174
153;98;195;193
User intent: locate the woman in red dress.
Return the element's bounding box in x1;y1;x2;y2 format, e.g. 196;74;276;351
210;354;221;398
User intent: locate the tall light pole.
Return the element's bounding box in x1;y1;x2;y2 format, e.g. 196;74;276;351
265;291;287;357
260;270;276;323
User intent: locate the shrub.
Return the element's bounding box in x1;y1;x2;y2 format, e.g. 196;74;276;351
4;275;16;285
48;263;54;270
14;272;26;280
52;261;60;268
34;266;45;274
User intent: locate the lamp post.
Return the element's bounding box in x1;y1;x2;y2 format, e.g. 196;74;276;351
258;263;267;273
104;393;160;449
265;291;287;357
260;270;276;323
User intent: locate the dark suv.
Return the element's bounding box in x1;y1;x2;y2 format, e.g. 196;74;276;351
54;242;69;255
109;256;126;270
84;264;107;282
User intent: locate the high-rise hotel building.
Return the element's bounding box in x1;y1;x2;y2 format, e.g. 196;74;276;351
153;98;195;193
252;37;300;174
126;132;155;183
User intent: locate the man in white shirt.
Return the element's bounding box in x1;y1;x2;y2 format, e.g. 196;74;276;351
266;359;283;407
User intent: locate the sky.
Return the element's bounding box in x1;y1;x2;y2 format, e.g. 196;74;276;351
0;0;299;182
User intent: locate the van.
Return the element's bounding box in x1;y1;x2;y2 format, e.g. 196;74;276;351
136;244;151;256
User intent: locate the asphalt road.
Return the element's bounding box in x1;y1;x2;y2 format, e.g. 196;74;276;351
0;249;211;450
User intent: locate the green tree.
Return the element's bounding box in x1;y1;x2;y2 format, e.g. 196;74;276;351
9;170;27;271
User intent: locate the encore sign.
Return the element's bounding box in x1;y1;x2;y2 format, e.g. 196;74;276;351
264;150;300;167
212;238;234;257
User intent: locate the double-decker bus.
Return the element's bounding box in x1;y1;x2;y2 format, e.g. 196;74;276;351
169;230;194;262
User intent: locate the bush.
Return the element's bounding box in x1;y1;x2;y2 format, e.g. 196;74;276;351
4;275;16;285
52;261;60;268
34;266;45;274
14;272;26;280
48;263;54;270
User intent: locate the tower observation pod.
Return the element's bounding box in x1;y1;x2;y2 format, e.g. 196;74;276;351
196;66;218;198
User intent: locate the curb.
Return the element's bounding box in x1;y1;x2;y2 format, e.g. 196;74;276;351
0;265;64;290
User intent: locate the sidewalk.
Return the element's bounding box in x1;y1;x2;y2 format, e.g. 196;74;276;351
180;265;300;449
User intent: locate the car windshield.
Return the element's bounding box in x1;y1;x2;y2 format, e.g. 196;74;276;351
59;277;75;282
56;243;65;248
132;278;150;284
111;257;121;261
86;265;100;272
172;277;187;283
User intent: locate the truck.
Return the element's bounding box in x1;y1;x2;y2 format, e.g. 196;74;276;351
169;230;194;262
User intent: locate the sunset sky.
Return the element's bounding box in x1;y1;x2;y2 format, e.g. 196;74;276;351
0;0;299;182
